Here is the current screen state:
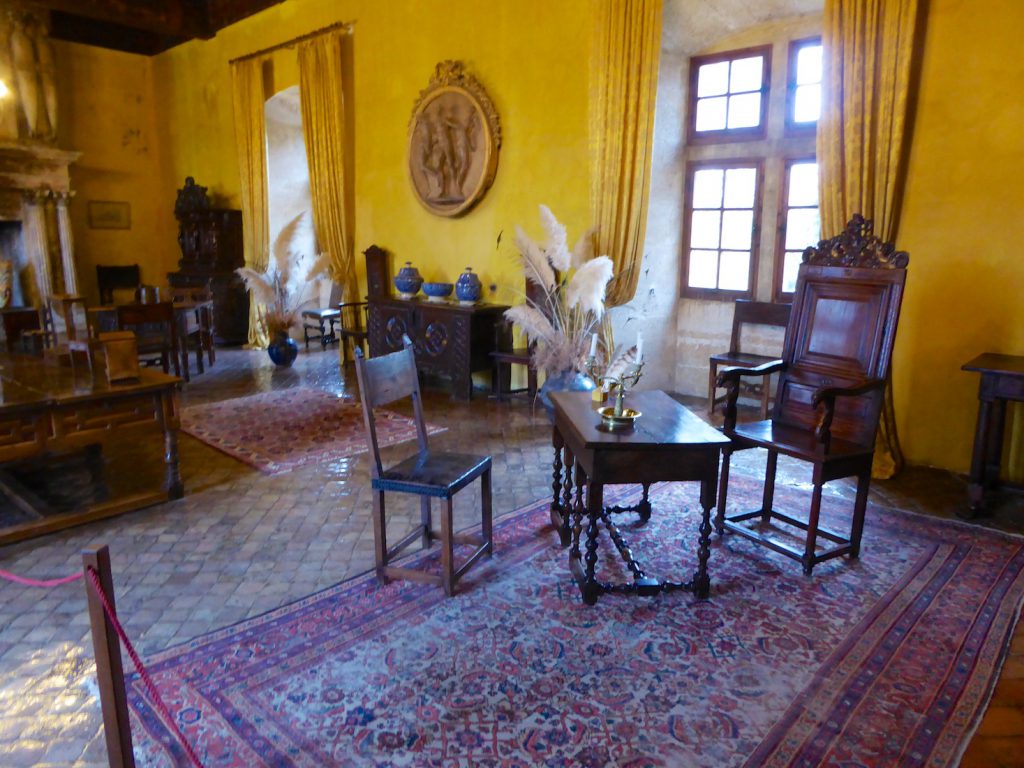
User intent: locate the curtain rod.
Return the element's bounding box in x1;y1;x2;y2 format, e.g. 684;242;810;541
228;20;354;64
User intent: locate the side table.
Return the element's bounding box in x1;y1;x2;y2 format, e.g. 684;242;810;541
962;353;1024;516
550;390;730;605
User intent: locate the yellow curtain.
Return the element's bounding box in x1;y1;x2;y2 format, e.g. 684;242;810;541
297;30;357;304
230;56;271;348
590;0;662;307
818;0;921;478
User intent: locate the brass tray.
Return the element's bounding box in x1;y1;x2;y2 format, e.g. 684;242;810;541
598;406;641;430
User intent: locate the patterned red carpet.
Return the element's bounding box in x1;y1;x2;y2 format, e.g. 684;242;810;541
128;477;1024;767
180;387;445;475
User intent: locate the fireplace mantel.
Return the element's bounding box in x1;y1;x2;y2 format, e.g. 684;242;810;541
0;141;81;220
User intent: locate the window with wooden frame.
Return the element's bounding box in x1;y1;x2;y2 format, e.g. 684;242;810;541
688;45;771;143
774;158;821;301
786;37;823;133
682;160;763;299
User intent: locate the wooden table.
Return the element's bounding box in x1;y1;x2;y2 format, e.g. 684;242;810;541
550;390;730;605
0;355;182;545
962;353;1024;516
88;300;215;382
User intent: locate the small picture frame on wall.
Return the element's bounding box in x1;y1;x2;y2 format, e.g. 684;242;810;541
87;200;131;230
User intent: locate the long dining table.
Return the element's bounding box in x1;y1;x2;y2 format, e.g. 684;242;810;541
88;299;215;382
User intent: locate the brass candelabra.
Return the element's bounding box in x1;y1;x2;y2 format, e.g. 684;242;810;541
585;355;644;428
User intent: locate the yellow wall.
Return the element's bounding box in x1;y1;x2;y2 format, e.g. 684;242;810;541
147;0;594;307
894;0;1024;476
58;43;170;301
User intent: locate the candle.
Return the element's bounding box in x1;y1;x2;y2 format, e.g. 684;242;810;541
635;332;643;364
589;332;598;358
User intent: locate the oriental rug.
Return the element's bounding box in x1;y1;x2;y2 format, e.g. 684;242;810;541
128;476;1024;767
180;387;445;475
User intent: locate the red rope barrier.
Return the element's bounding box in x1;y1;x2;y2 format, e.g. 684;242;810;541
0;568;83;587
85;567;204;768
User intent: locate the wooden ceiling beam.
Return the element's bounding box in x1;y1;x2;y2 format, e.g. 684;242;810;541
28;0;211;39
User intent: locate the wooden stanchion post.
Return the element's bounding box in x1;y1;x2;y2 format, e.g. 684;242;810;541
82;545;136;768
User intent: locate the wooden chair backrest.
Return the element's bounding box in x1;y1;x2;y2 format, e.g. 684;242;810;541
775;215;909;447
729;300;791;355
96;264;141;305
353;335;428;477
116;300;178;350
50;294;89;342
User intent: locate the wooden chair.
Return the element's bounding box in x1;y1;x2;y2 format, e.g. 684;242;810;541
491;279;541;401
716;215;909;575
354;336;493;596
170;283;216;376
50;294;95;372
96;264;141;305
336;301;369;364
491;325;538;401
301;283;342;349
708;300;791;419
116;301;180;377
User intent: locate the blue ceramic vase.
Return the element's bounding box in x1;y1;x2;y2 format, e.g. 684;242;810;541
394;262;424;298
267;332;298;367
455;267;482;303
539;368;596;421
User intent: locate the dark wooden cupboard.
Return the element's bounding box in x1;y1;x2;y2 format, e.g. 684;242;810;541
168;177;248;345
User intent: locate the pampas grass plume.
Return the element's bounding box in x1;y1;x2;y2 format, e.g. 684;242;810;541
539;204;570;272
236;267;277;306
566;255;613;317
514;224;556;291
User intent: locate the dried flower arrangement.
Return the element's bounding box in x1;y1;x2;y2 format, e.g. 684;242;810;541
236;210;331;338
504;206;619;377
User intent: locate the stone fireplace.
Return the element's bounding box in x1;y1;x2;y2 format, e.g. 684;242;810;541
0;6;81;310
0;141;80;307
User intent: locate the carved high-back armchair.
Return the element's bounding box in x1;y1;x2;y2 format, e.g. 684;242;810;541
715;215;909;575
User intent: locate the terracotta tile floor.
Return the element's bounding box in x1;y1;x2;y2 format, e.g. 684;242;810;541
0;346;1020;767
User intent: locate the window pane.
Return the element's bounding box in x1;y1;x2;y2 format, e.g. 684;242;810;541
690;210;722;249
730;56;763;92
718;251;750;291
727;92;761;129
794;84;821;123
723;167;757;208
692;168;724;208
782;251;802;293
785;208;821;251
695;97;727;132
688;250;719;288
721;210;753;250
697;61;729;97
796;44;822;85
788;162;819;207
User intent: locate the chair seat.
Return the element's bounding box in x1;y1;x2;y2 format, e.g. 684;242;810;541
710;351;779;367
374;452;492;498
302;308;341;321
730;419;873;461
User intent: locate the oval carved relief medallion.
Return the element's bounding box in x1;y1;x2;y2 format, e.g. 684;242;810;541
408;60;501;218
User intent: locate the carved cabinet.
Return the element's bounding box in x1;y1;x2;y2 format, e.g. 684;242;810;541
167;177;248;345
368;297;510;400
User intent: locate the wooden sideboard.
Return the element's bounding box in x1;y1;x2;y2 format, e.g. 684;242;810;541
367;297;510;400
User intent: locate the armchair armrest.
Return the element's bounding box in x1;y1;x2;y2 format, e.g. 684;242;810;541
811;378;886;452
717;359;786;431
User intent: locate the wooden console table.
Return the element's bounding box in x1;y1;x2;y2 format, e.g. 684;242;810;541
962;353;1024;516
550;390;730;605
0;355;182;545
367;297;509;400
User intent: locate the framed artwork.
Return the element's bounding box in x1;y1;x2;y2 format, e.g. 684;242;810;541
87;200;131;230
408;61;501;217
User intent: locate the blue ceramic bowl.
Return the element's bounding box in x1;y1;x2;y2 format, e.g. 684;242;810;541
422;282;454;300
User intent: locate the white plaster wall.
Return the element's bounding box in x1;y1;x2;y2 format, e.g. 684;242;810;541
637;1;823;400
